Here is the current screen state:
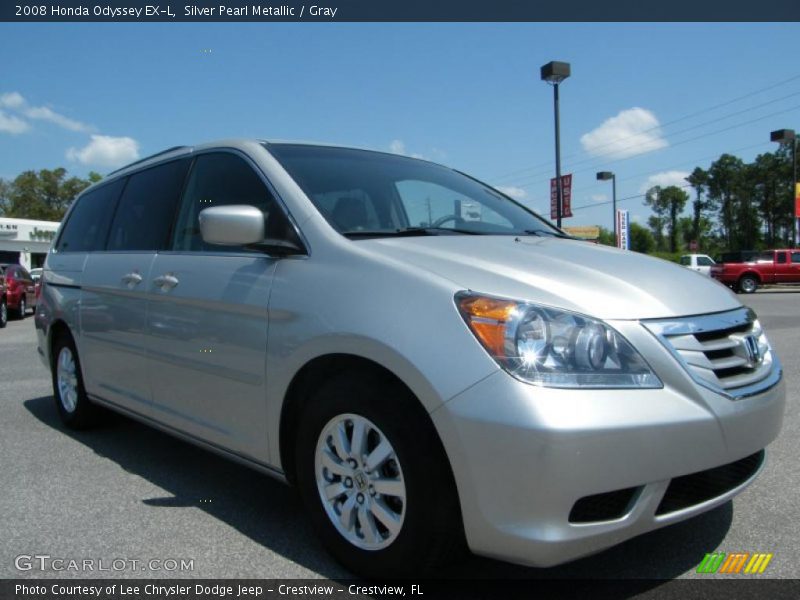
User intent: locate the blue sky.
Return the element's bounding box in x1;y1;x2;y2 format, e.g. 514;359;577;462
1;22;799;230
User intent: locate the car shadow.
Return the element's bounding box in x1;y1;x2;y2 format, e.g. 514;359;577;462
24;395;731;586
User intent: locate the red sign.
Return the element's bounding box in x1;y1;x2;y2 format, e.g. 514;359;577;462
795;183;800;217
550;174;573;219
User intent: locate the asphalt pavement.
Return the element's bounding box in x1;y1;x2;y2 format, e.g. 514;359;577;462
1;289;797;580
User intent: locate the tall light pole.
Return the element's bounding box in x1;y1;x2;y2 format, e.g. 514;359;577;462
596;171;617;244
771;128;797;247
541;61;570;228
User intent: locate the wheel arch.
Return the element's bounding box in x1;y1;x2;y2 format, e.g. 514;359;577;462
279;353;452;489
739;271;762;283
47;319;73;366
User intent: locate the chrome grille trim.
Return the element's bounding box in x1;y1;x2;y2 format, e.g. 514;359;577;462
643;308;781;399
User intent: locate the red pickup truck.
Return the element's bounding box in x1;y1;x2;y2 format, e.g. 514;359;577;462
710;249;800;293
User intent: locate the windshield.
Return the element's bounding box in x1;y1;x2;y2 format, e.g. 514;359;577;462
266;143;562;238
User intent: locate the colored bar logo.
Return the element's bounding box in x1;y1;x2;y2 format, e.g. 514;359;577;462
696;552;773;574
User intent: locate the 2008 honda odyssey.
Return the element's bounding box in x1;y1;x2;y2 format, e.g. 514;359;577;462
36;140;785;576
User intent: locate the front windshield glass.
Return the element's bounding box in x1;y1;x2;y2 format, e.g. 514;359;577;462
266;143;561;238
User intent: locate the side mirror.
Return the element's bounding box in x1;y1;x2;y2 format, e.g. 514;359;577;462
199;205;265;246
198;204;305;257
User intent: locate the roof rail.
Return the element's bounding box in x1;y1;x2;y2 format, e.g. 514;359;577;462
106;145;190;176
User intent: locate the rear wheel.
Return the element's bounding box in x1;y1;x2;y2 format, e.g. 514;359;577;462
52;333;100;429
295;373;464;577
738;275;758;294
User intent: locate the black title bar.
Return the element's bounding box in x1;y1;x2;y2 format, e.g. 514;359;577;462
3;0;800;22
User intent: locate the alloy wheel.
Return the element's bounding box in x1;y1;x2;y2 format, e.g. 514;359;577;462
314;413;406;550
56;346;79;413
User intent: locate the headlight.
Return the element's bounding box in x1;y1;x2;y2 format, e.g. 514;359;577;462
456;291;661;389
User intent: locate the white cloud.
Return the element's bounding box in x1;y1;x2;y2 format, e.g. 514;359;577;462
0;110;30;134
0;92;25;109
580;107;667;159
590;194;608;203
389;139;406;154
388;139;424;159
0;91;91;133
639;170;690;193
496;185;527;200
24;106;90;132
67;135;140;168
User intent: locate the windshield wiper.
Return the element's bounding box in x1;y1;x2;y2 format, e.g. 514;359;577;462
399;226;482;235
344;227;481;239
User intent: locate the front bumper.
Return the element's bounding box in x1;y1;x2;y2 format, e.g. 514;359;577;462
430;321;785;568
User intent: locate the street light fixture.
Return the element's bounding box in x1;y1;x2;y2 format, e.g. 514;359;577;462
541;61;571;228
596;171;617;244
770;128;797;247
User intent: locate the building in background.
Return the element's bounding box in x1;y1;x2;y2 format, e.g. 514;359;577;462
563;225;600;242
0;217;60;270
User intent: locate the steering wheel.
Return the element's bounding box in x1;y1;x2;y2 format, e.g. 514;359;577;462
430;214;466;228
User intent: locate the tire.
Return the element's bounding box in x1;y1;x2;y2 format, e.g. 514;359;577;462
738;275;758;294
14;296;26;319
51;332;100;429
0;299;7;328
295;373;464;577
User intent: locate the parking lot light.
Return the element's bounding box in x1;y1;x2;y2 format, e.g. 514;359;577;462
541;61;571;228
596;171;617;243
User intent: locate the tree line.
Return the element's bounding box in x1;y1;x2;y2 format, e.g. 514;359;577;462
598;144;797;256
0;168;101;222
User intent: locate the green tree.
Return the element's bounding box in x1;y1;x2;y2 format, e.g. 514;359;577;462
629;221;656;254
3;168;100;221
706;154;746;249
0;179;10;216
597;226;615;247
645;185;689;252
685;167;711;246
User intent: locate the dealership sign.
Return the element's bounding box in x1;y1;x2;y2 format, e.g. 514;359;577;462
550;174;573;219
616;209;630;250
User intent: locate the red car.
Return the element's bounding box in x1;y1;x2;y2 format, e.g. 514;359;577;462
0;264;36;320
710;249;800;293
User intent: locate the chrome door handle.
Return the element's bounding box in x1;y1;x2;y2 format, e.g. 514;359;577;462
121;272;143;286
153;274;179;291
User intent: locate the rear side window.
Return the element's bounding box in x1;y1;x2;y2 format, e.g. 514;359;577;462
55;179;125;252
679;256;690;266
776;252;787;264
107;159;191;252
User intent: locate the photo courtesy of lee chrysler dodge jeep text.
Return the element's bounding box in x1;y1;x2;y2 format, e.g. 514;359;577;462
35;140;785;577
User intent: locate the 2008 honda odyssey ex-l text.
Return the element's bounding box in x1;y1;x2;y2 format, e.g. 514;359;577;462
35;140;785;576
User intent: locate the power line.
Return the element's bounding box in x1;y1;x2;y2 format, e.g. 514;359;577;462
490;72;800;184
570;183;694;212
568;140;772;198
514;101;800;192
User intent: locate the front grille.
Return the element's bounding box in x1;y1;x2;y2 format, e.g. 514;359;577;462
655;450;764;516
569;487;639;523
644;308;775;396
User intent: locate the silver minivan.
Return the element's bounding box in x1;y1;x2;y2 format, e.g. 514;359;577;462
36;140;785;576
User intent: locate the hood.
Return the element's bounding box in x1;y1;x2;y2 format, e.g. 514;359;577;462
361;235;740;320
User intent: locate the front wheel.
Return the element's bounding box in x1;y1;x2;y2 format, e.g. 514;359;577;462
14;296;26;319
296;374;464;577
51;333;100;429
0;299;7;328
738;275;758;294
